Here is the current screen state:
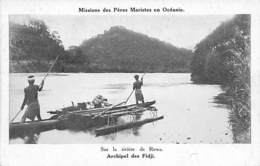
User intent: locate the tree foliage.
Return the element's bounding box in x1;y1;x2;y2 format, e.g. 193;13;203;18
191;15;250;84
9;19;66;72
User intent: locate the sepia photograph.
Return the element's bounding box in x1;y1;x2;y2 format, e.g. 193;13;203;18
8;14;251;144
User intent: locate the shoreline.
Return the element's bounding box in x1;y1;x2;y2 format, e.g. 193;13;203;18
214;91;251;143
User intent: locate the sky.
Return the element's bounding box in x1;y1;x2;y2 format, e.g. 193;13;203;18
10;15;234;49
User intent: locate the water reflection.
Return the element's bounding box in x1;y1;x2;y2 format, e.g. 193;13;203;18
11;131;41;144
103;83;129;90
131;114;142;136
11;113;146;144
24;133;40;144
144;82;192;88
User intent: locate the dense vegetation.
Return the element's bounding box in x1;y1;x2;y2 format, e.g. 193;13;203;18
191;15;251;143
9;20;66;72
10;21;192;73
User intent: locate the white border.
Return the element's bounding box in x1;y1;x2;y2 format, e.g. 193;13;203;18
1;0;260;166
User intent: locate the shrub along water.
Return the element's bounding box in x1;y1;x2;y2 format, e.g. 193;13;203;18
191;14;250;143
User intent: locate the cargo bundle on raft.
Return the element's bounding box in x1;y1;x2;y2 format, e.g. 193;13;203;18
10;100;163;138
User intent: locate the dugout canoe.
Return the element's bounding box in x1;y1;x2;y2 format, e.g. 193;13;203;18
9;101;156;138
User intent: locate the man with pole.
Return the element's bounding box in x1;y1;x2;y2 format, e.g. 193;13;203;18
11;54;61;122
133;74;145;104
20;75;44;122
93;73;146;119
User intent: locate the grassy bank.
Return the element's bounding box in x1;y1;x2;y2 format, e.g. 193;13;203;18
215;84;250;143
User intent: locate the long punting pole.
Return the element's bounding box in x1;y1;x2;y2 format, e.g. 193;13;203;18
42;54;61;81
11;110;23;122
124;90;134;104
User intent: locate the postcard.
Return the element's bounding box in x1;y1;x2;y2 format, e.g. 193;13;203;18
1;0;260;165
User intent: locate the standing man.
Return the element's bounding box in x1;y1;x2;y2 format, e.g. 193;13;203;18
20;75;44;122
133;74;145;104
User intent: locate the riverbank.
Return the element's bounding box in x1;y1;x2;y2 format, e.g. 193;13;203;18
215;86;250;143
191;15;251;143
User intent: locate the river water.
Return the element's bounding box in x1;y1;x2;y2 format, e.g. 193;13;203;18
9;73;233;144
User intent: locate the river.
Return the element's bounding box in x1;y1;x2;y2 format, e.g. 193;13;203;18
9;73;233;144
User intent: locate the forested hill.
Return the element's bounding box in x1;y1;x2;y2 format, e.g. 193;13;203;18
9;20;193;73
78;26;193;72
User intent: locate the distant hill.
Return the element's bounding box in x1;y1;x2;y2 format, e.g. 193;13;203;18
78;26;193;72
